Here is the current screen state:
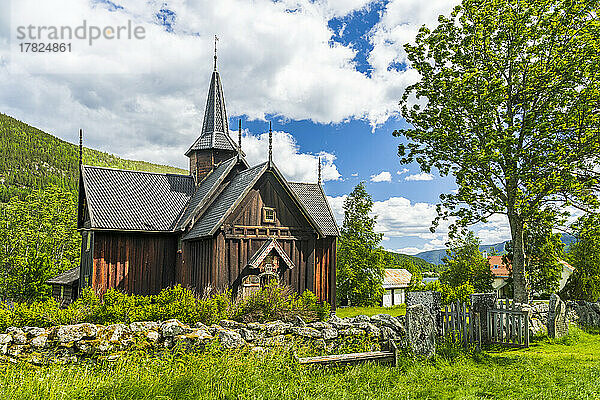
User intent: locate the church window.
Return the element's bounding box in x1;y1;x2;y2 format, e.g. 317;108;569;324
263;207;276;224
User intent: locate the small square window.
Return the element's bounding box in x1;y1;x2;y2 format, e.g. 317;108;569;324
263;207;276;224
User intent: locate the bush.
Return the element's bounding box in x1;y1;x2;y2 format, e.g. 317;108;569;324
233;283;330;323
410;281;475;305
0;284;330;330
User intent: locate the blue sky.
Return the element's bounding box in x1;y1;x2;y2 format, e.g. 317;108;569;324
0;0;514;254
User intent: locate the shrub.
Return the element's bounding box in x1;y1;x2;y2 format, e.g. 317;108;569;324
232;283;330;323
410;281;475;305
0;284;329;330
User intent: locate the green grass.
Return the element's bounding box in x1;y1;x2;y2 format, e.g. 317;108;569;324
336;305;407;318
1;327;599;399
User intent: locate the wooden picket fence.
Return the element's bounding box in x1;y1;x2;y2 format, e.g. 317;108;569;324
441;301;479;348
441;298;529;348
488;299;529;348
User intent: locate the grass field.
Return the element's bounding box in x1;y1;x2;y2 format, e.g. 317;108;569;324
336;305;407;318
0;326;598;399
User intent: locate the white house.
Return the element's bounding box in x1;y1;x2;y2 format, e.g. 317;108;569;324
382;268;412;307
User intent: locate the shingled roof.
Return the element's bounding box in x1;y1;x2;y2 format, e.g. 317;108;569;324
176;157;240;230
185;68;240;155
383;269;412;289
46;267;80;285
81;166;195;231
288;182;339;236
183;162;268;239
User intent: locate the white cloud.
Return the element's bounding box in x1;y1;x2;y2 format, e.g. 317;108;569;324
368;0;458;76
328;193;514;255
234;129;341;183
327;195;347;225
405;172;434;181
371;171;392;182
397;168;409;175
0;0;461;167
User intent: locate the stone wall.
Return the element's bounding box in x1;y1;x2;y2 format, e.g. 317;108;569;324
0;314;412;365
567;300;600;327
520;302;549;337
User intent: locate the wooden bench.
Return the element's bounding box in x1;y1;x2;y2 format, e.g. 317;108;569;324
297;340;399;367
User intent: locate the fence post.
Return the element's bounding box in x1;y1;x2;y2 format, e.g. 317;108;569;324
471;292;497;345
524;309;530;348
407;291;442;336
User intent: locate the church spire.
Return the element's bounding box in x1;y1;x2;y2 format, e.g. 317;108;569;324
185;38;238;158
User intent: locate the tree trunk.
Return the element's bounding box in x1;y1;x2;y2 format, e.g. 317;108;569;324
508;214;529;303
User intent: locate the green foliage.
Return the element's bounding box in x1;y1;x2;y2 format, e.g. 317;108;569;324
394;0;600;302
439;231;493;293
233;283;330;323
0;285;329;330
413;280;475;305
0;113;186;203
562;214;600;301
336;182;386;306
0;186;80;302
336;305;406;319
383;251;440;274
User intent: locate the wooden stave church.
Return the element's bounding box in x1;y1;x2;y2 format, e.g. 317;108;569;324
49;58;339;307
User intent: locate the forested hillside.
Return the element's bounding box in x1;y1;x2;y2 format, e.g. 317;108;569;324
383;251;438;273
0;113;187;202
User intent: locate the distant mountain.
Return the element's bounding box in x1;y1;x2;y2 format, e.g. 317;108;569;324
0;113;187;202
415;234;576;265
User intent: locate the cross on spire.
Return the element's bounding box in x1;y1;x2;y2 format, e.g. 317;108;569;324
213;35;219;71
79;129;83;171
318;156;322;185
268;121;273;166
238;119;242;161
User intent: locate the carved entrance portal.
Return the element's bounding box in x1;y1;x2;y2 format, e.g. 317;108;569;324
239;239;296;298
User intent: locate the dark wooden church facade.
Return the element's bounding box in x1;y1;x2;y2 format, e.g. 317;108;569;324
65;60;338;306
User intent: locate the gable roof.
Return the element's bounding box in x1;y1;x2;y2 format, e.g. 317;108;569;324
183;162;268;239
183;162;329;240
383;268;412;288
247;238;295;269
81;166;195;231
488;256;511;278
46;267;80;285
288;182;339;236
175;157;241;230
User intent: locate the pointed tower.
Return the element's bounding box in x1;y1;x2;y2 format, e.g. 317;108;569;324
186;40;240;183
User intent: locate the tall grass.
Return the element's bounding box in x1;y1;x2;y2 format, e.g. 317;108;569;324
1;327;599;399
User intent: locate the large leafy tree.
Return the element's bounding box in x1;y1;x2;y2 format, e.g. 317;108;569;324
0;186;80;302
395;0;600;302
562;214;600;301
440;231;493;293
336;183;386;306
